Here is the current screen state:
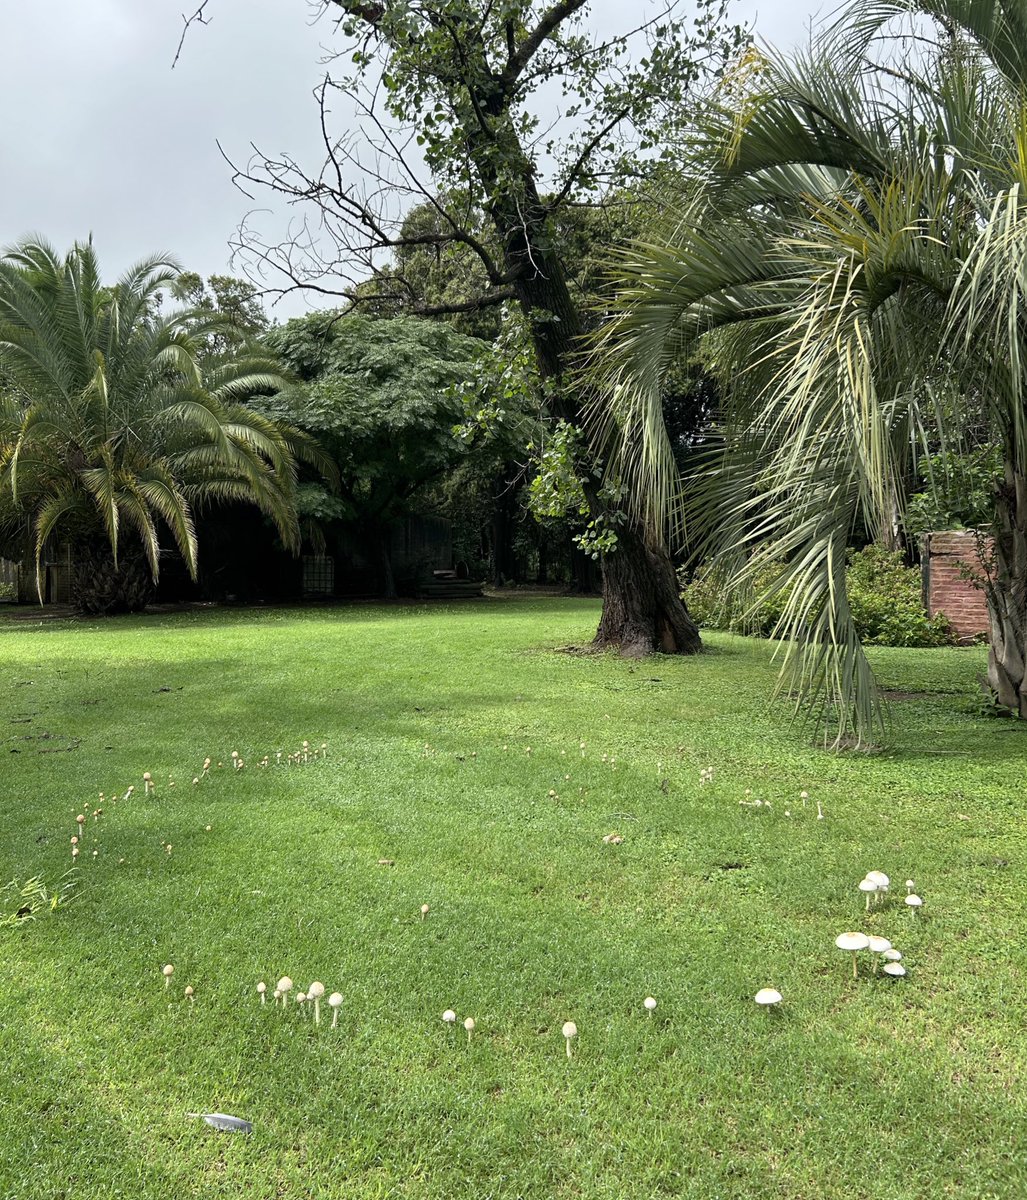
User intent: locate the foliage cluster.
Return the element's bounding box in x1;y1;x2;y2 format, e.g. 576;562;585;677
905;447;1003;540
682;547;955;648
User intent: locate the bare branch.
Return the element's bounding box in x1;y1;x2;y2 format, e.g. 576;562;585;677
172;1;211;70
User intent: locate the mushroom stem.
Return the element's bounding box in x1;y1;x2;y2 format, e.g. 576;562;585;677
851;952;859;979
565;1037;573;1059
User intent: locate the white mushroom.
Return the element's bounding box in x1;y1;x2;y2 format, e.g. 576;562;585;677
162;963;174;990
905;879;915;893
882;962;907;978
420;904;430;921
328;992;343;1027
905;894;923;915
562;1021;578;1058
858;878;878;910
277;976;293;1006
754;988;782;1007
643;997;657;1016
308;981;325;1025
463;1016;475;1044
866;871;890;890
442;1009;457;1026
835;931;870;978
256;982;267;1005
882;948;903;962
184;985;195;1004
867;935;893;972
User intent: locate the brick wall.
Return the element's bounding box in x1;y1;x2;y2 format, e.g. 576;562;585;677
922;530;992;643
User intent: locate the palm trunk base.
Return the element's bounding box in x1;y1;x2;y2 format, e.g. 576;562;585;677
72;542;154;615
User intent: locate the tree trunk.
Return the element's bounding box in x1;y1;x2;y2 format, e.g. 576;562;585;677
491;469;519;587
485;174;701;656
374;527;397;600
72;541;154;615
594;522;701;656
987;467;1027;715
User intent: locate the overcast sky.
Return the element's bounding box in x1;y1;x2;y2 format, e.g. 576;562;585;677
0;0;825;318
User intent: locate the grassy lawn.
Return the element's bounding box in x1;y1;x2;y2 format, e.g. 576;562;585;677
0;597;1023;1199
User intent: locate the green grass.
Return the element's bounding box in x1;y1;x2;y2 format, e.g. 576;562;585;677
0;598;1024;1199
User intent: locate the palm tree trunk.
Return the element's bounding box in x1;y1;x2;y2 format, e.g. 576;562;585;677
72;540;154;615
987;467;1027;715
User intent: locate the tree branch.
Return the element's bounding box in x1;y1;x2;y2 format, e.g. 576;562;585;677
172;1;211;69
500;0;589;89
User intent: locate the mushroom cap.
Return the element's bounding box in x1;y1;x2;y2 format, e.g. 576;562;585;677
867;936;892;954
442;1009;456;1024
421;904;430;914
277;976;293;991
272;989;282;1001
76;814;85;823
328;993;343;1008
562;1021;578;1038
754;988;782;1006
643;997;657;1011
184;986;194;996
858;878;878;894
905;879;915;888
463;1017;475;1031
308;981;325;999
143;772;151;781
256;982;266;993
865;871;890;888
905;894;923;907
882;948;903;962
835;931;870;951
162;964;175;977
882;962;907;977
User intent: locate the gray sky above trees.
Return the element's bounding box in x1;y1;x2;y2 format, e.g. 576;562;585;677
0;0;823;317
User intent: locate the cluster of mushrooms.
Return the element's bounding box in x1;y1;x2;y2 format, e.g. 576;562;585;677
257;977;345;1026
835;872;923;980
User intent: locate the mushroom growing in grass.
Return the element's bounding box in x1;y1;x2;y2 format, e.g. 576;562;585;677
277;976;293;1006
835;932;870;978
644;997;657;1017
882;962;907;978
463;1017;475;1044
328;993;343;1027
162;964;175;990
562;1021;578;1058
308;981;325;1025
754;988;782;1009
883;948;903;963
906;879;915;894
905;894;923;916
273;988;282;1006
257;982;267;1005
442;1009;456;1028
143;772;152;795
76;815;85;838
867;936;892;973
421;904;430;921
858;878;878;911
184;986;194;1004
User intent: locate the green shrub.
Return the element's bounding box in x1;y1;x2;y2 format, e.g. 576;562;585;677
682;546;955;648
845;545;954;646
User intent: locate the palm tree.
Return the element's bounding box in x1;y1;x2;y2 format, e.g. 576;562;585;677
591;0;1027;741
0;237;326;614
